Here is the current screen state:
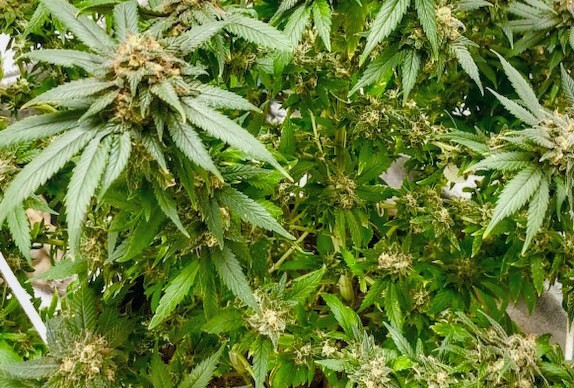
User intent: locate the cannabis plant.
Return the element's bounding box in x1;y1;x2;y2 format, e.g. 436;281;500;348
2;0;574;386
0;0;293;259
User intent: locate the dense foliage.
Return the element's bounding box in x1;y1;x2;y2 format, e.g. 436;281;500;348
1;0;574;386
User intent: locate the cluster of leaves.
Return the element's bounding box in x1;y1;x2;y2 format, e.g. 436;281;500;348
2;0;574;386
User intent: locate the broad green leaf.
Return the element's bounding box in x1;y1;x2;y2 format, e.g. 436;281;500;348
314;359;346;372
80;89;120;121
184;99;290;179
41;0;115;53
384;283;403;328
211;247;258;311
198;198;225;248
312;0;332;51
24;49;101;73
283;5;312;46
99;132;132;198
216;186;294;239
179;345;225;388
383;322;415;358
414;0;438;56
0;128;96;225
523;176;549;253
561;64;574;105
487;88;539;125
287;265;326;303
201;308;243;334
442;130;489;154
360;0;410;64
321;293;361;338
34;258;87;281
401;50;420;103
150;352;174;388
0;111;82;148
190;85;260;112
117;208;165;262
70;286;97;332
530;256;545;296
274;0;300;19
484;166;543;237
468;151;533;172
350;48;406;95
114;1;139;41
225;14;292;51
151;81;187;121
0;359;59;379
66;133;111;259
451;41;483;94
494;52;543;115
6;207;31;261
23;79;115;108
153;183;189;238
167;119;222;180
149;261;199;329
252;337;273;387
174;21;228;54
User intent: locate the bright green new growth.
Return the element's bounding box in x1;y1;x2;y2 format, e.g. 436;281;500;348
0;0;294;259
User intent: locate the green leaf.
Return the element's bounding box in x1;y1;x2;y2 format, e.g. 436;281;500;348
287;265;326;303
173;21;227;54
99;132;132;198
484;166;543;237
216;186;294;239
66;132;111;259
180;345;225;388
151;351;174;388
0;128;96;225
414;0;438;56
70;285;97;332
0;111;82;148
23;79;115;108
350;48;406;95
24;49;102;73
314;359;346;372
211;247;258;310
41;0;115;52
202;308;243;334
191;85;260;112
149;261;199;329
198;198;225;248
184;99;290;179
153;183;189;238
321;293;361;338
80;89;120;121
530;256;544;296
487;88;539;125
225;14;292;51
151;81;187;121
383;322;415;358
0;358;59;379
113;0;139;41
167;119;222;180
360;0;410;64
468;151;533;172
34;258;87;281
401;50;420;103
523;176;549;254
494;51;543;115
252;337;273;387
312;0;332;51
6;207;31;261
451;41;483;94
561;64;574;105
384;283;403;329
117;207;165;262
283;5;312;46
